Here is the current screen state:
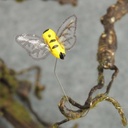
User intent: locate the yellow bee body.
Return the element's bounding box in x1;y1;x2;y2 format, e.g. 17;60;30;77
42;29;66;59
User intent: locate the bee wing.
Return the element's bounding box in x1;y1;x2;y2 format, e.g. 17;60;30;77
57;15;77;50
15;34;50;60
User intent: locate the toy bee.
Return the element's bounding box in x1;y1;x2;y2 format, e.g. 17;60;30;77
15;15;77;60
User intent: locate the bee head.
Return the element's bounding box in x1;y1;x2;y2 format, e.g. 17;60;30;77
42;29;56;42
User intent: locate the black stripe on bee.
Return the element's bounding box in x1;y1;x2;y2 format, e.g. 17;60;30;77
52;45;59;49
43;29;49;34
50;39;56;43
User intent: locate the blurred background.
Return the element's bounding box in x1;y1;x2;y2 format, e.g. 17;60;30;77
0;0;128;128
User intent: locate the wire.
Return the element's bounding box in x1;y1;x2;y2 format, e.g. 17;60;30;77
54;58;72;109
